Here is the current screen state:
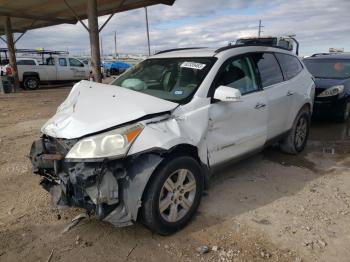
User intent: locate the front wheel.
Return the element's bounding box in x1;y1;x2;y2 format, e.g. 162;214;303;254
336;100;350;123
280;108;310;154
141;156;204;235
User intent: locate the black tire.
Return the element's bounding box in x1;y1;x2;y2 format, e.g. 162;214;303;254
141;155;204;235
23;76;40;90
280;107;310;155
110;68;119;75
336;100;350;123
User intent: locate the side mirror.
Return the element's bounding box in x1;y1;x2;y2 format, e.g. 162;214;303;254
213;85;242;102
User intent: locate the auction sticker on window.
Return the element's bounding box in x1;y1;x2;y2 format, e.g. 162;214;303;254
180;62;206;70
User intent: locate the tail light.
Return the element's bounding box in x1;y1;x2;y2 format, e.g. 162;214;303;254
6;66;12;76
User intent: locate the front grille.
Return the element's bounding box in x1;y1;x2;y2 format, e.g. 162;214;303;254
45;136;78;156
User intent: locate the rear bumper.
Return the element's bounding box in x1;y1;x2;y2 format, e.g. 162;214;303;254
29;137;163;227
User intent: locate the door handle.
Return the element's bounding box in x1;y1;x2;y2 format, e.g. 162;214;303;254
287;91;294;96
255;102;266;109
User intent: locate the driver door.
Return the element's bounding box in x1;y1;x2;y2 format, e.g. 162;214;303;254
206;55;268;166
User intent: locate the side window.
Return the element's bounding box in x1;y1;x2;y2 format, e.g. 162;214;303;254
216;56;258;95
252;53;284;88
69;58;84;67
275;53;303;80
59;58;67;67
17;60;36;65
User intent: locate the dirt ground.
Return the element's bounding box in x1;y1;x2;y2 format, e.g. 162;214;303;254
0;84;349;262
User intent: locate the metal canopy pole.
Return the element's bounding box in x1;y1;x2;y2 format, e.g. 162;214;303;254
4;17;20;91
87;0;102;83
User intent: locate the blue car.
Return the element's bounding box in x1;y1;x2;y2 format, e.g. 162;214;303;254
103;60;131;76
303;53;350;122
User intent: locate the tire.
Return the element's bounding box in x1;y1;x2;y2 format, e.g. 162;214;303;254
280;107;310;155
141;155;204;235
110;68;119;75
23;76;40;90
336;100;350;123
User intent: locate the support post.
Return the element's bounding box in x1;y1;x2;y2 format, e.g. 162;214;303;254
145;7;151;56
4;17;20;91
87;0;102;83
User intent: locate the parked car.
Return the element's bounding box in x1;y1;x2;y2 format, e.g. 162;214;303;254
3;56;90;90
303;53;350;122
29;46;315;235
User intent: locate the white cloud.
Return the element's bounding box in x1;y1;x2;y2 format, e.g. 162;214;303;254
5;0;350;56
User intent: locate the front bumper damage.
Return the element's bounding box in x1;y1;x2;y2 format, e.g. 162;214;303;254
29;136;163;227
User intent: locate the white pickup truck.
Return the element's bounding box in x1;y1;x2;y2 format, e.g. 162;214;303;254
3;56;90;90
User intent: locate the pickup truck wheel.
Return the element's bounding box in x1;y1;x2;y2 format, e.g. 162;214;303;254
141;156;204;235
23;77;39;90
110;68;119;75
280;108;310;155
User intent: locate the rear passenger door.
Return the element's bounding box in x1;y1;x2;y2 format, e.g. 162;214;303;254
274;53;304;128
252;52;290;140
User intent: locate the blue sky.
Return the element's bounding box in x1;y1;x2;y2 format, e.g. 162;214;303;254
4;0;350;57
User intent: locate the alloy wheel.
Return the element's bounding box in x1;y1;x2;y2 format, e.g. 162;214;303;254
295;116;307;148
158;169;197;223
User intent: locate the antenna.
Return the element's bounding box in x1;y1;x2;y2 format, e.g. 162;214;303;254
258;19;264;38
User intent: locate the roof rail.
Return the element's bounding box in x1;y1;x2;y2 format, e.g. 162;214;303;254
310;53;330;57
215;44;291;54
155;47;206;55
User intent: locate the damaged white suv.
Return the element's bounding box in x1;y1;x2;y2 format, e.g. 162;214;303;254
30;46;315;235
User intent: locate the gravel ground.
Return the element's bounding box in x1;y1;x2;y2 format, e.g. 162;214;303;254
0;84;349;262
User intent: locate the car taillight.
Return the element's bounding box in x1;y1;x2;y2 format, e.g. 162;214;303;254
6;67;12;76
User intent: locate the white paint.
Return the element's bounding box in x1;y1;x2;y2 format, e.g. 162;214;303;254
41;46;315;167
41;80;179;139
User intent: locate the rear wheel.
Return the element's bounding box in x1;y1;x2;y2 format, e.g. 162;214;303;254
141;156;204;235
23;76;40;90
336;100;350;123
280;108;310;154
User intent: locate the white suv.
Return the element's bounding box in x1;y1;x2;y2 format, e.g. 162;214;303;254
29;46;315;235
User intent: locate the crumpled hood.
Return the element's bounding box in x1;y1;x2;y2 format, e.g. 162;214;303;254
42;80;178;139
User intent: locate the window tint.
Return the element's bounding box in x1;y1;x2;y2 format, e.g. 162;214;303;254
59;58;67;66
275;53;303;80
17;59;36;65
216;56;258;95
69;58;84;67
252;53;284;88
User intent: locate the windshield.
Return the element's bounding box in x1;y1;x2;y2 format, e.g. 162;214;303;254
304;59;350;79
111;57;216;104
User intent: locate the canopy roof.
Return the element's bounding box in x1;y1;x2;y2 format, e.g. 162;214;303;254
0;0;175;35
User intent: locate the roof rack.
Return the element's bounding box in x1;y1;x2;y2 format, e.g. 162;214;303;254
215;44;291;54
155;47;206;55
0;48;69;55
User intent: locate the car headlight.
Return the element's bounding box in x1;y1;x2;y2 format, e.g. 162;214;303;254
318;85;344;97
66;123;144;160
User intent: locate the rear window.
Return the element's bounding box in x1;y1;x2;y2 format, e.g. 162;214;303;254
275;53;303;80
252;53;284;88
17;59;36;65
303;59;350;79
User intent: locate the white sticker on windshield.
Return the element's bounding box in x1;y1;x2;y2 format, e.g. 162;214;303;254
180;62;206;70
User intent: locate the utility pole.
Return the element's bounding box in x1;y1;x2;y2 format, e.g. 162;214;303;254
114;31;117;59
144;7;151;56
258;19;264;38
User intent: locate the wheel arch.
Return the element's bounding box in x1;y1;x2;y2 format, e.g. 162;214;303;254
136;143;209;221
23;71;40;80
